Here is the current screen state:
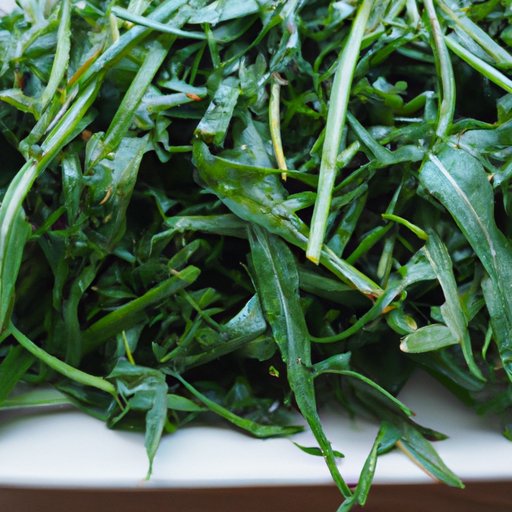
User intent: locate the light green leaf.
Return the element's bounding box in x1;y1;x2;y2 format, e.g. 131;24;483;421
420;144;512;381
400;324;458;353
423;231;484;380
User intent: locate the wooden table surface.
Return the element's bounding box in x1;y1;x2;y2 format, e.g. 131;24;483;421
0;481;510;512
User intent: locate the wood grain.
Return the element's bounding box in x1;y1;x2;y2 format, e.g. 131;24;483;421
0;482;510;512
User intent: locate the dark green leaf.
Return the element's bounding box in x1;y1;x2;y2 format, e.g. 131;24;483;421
0;346;34;405
249;225;352;498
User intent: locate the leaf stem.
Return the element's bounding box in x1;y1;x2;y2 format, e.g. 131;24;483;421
316;368;413;417
445;36;512;94
438;0;512;67
111;6;207;40
307;0;374;264
100;36;175;159
40;0;71;110
169;371;302;437
381;213;428;240
406;0;420;27
269;72;289;180
424;0;455;139
78;0;189;87
8;323;117;398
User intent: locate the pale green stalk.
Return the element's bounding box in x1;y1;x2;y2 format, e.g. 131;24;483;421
424;0;455;139
307;0;374;264
40;0;71;110
386;0;406;21
8;323;117;398
381;213;428;240
0;81;100;331
269;73;288;180
445;36;512;94
111;6;207;40
406;0;420;26
438;0;512;67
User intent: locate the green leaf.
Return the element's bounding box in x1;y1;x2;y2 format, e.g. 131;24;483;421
420;144;512;380
90;136;148;250
40;0;71;110
111;6;207;40
0;197;32;332
8;323;117;398
168;295;268;369
0;346;34;405
144;379;168;477
293;442;344;459
167;393;204;412
109;360;168;477
168;371;302;438
0;387;70;411
83;266;201;353
61;152;83;224
313;353;352;375
422;230;484;380
0;89;38;116
248;225;352;498
382;213;428;240
400;324;458;353
337;424;387;511
195;77;240;146
397;422;464;488
193;138;381;297
99;36;175;160
188;0;272;24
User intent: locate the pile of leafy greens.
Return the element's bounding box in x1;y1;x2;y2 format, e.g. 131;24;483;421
1;0;511;509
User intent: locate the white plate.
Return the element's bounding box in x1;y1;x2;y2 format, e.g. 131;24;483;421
0;0;14;13
0;371;510;488
0;0;510;491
